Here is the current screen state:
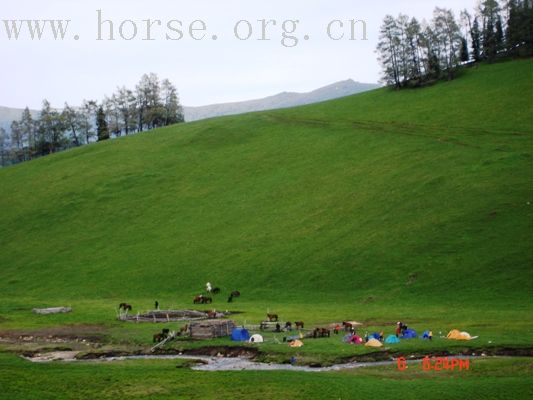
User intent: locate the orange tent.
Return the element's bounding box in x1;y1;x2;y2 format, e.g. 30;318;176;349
289;340;304;348
365;338;383;347
447;330;476;340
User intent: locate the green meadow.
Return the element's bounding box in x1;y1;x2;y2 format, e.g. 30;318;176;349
0;59;532;398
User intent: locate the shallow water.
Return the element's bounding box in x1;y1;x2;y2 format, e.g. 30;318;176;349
25;351;426;372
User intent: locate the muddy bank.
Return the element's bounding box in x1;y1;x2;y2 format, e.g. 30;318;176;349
0;325;107;344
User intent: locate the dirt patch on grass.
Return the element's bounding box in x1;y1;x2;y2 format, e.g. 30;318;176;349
0;324;108;344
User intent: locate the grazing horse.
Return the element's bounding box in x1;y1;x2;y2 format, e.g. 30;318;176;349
231;291;241;298
202;296;213;304
312;328;331;338
119;303;132;312
211;287;221;295
295;321;304;329
193;295;204;304
342;321;355;332
153;333;166;343
285;322;293;331
267;313;278;322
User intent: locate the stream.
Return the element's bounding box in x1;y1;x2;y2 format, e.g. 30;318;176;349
23;351;478;373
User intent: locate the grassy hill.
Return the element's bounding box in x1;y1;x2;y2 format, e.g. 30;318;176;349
0;60;532;336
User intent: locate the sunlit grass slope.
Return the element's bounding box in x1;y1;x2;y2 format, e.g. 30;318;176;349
0;59;532;313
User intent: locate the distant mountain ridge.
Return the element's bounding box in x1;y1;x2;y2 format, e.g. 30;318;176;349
183;79;379;121
0;79;379;132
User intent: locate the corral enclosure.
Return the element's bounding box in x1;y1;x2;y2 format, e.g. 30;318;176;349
189;320;236;339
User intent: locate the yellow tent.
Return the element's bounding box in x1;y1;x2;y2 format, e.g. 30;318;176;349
365;338;383;347
289;340;304;348
447;329;475;340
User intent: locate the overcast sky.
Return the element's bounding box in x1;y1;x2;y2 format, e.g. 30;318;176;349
1;0;477;109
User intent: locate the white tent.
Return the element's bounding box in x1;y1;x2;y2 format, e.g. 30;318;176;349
249;334;264;343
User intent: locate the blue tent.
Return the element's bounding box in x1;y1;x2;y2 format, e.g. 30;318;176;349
421;330;431;339
385;335;400;344
370;332;381;340
231;328;250;342
401;329;417;339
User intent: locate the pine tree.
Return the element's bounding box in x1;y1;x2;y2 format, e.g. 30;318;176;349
495;15;505;51
0;127;7;166
37;100;65;155
62;103;82;147
80;100;97;144
471;17;482;61
20;107;35;159
96;106;109;142
161;79;184;125
480;0;502;61
460;37;470;62
376;15;402;88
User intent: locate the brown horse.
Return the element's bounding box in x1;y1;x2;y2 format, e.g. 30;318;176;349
342;321;354;332
193;295;203;304
312;328;330;338
295;321;305;329
194;295;212;304
267;313;278;322
119;303;132;312
153;333;166;343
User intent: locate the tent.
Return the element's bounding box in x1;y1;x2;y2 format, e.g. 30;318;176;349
365;338;383;347
401;329;417;339
249;334;264;343
370;332;381;340
447;329;477;341
289;340;304;348
231;327;250;342
343;334;362;344
422;330;432;339
385;335;400;344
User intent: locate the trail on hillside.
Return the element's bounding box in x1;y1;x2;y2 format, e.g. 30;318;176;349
263;113;533;151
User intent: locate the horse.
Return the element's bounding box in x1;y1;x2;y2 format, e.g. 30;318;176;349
202;296;213;304
119;303;132;312
193;295;204;304
231;291;241;298
153;333;166;343
312;328;331;338
295;321;304;329
211;287;221;295
207;310;217;319
342;321;354;332
267;313;278;322
285;322;293;331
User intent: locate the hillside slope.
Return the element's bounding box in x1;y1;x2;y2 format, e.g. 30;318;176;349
0;60;532;308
